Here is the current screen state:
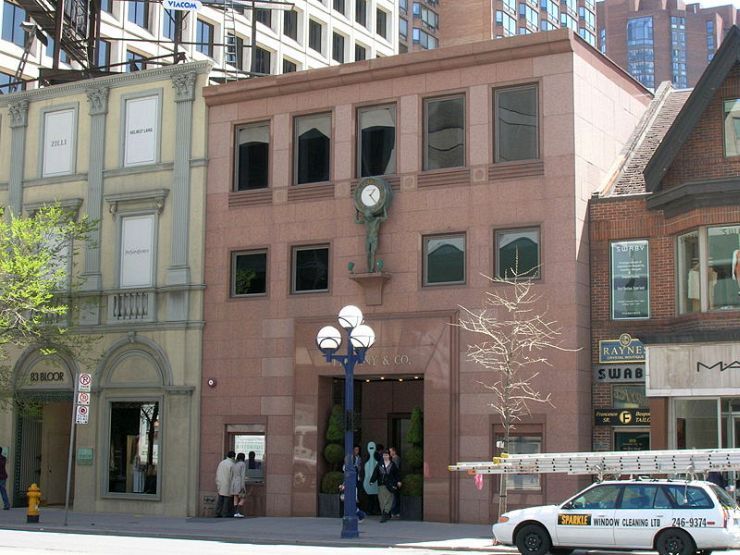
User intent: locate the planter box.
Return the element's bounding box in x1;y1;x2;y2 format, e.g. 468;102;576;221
400;495;423;521
318;493;341;518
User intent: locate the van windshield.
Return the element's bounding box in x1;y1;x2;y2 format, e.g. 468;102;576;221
708;484;738;508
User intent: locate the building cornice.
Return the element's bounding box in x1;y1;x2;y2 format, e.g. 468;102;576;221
0;61;213;107
204;30;644;106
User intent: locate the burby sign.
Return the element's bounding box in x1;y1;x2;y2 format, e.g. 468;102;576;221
163;0;203;10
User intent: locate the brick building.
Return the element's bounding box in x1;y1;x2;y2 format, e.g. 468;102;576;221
590;26;740;454
597;0;739;89
200;29;650;523
438;0;598;49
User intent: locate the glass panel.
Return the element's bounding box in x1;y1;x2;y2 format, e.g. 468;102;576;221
235;123;269;190
496;228;540;279
665;485;714;509
424;235;465;285
233;251;267;296
614;431;650;451
284;10;298;41
620;485;659;509
358;105;396;177
496;435;541;490
295;114;331;184
230;432;266;483
108;402;159;494
724;99;740;157
309;20;322;52
707;225;740;310
612;384;646;409
424;96;464;170
675;399;718;449
570;484;622;509
495;86;538;162
678;231;700;314
611;240;650;319
293;246;329;292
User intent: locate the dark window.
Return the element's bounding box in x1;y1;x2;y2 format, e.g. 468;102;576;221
355;43;366;61
358;104;396;177
332;32;345;63
495;85;538;162
283;9;298;41
127;1;149;29
620;486;661;510
569;485;622;510
665;485;714;509
254;46;271;74
2;2;26;47
235;122;269;190
0;71;24;94
46;38;70;64
126;50;146;72
376;8;387;38
423;234;465;286
226;34;244;69
232;250;268;296
108;401;159;495
255;8;271;27
424;95;465;170
97;39;111;68
163;8;176;40
100;0;112;13
282;58;297;73
196;19;214;57
292;245;329;293
495;227;540;279
355;0;366;26
333;0;345;15
295;113;331;184
309;19;322;53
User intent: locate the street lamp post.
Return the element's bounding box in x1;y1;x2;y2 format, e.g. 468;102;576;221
316;305;375;539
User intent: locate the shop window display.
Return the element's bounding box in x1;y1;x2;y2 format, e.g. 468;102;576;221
108;401;159;494
674;399;718;449
677;231;700;314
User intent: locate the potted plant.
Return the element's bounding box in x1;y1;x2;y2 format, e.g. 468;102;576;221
401;406;423;520
318;404;344;517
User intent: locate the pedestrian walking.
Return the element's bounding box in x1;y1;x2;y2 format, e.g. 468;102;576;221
370;450;401;523
215;451;235;517
389;446;401;519
231;452;247;518
0;447;10;510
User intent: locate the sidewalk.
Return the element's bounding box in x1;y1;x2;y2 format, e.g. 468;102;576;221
0;507;510;552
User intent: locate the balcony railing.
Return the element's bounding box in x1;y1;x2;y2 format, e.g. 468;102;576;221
107;289;156;323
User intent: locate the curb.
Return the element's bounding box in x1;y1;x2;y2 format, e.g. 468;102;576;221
0;523;509;552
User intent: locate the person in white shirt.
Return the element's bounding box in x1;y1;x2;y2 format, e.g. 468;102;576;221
215;451;235;517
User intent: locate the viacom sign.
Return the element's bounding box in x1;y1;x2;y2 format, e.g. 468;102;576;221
163;0;203;10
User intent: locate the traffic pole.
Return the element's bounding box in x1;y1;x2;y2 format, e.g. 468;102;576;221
63;372;79;527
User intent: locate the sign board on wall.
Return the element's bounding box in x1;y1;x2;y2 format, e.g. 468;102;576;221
120;215;154;288
593;364;645;383
77;447;93;465
42;109;75;177
124;95;158;167
647;343;740;396
598;334;645;364
611;240;650;320
594;408;651;426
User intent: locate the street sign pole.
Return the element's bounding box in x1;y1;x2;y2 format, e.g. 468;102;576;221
63;372;79;527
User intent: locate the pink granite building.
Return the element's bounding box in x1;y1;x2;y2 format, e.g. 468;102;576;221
200;29;651;523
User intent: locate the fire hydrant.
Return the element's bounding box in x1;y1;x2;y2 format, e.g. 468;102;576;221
26;483;41;523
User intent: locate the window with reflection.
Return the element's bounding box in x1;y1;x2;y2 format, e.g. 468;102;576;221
724;99;740;157
295;113;331;184
358;105;396;177
228;424;266;483
292;245;329;293
232;250;267;296
235;122;269;190
495;434;541;490
494;85;538;162
108;401;159;495
496;227;540;279
424;95;464;170
423;234;465;286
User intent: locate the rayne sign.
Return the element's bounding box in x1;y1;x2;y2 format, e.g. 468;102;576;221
647;343;740;396
162;0;203;9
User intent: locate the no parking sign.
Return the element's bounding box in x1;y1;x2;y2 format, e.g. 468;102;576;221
75;405;89;425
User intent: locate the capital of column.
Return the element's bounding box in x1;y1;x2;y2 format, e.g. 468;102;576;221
171;71;197;103
9;100;29;128
86;86;110;116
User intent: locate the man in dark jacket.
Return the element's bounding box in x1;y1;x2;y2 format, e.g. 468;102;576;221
0;447;10;509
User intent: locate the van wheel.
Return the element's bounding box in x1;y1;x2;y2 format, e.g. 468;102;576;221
656;529;695;555
515;524;551;555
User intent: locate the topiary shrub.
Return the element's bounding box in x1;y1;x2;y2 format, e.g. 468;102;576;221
321;471;345;494
405;445;423;471
325;404;344;446
323;443;344;467
401;473;423;496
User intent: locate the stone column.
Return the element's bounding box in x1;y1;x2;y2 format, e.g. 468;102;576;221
8;100;29;215
167;71;197;321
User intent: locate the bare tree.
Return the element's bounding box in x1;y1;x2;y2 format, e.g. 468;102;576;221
458;269;575;516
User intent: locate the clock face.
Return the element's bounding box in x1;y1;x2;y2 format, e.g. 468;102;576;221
360;184;381;207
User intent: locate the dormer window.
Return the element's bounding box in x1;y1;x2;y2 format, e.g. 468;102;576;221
723;99;740;157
